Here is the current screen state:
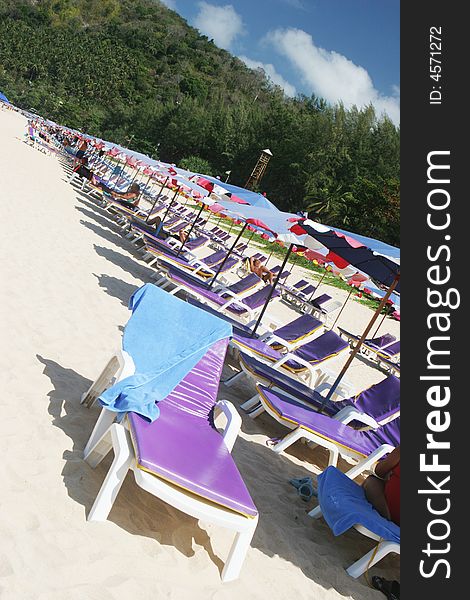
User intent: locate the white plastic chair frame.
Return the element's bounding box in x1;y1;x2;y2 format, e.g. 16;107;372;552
269;408;396;474
81;350;257;582
229;339;350;391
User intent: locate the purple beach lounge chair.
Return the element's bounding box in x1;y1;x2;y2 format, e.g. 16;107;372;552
83;339;258;582
258;386;400;473
235;355;400;426
81;283;258;582
231;329;349;388
363;340;401;361
165;271;281;322
163;269;262;300
338;327;396;349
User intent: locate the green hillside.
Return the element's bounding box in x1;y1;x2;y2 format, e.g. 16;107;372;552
0;0;400;245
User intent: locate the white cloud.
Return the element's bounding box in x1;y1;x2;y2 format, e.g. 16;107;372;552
239;56;296;97
279;0;306;9
266;28;400;124
159;0;177;9
193;2;245;50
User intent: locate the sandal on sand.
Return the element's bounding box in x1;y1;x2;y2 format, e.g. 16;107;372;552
298;480;317;502
289;477;311;489
289;477;318;501
371;576;400;600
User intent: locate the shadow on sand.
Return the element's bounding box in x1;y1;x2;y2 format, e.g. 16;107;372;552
37;354;225;574
37;352;397;597
92;273;137;307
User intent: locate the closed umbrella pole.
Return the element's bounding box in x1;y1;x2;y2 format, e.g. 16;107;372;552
251;244;294;337
143;172;153;193
329;287;354;331
372;310;389;339
146;176;169;222
310;270;327;300
323;274;400;403
264;248;274;267
289;252;299;272
208;222;248;289
176;203;206;258
161;185;181;223
129;164;139;184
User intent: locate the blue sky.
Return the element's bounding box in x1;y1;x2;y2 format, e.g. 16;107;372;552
160;0;400;124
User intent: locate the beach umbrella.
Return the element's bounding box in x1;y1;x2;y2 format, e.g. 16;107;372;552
287;219;400;401
289;219;400;292
198;175;279;210
195;177;215;193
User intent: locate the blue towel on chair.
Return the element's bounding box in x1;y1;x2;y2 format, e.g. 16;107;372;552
317;466;400;543
98;283;232;421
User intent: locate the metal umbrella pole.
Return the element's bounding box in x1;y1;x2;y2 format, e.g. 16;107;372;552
129;165;139;184
251;244;294;337
323;274;400;403
227;219;236;235
142;172;154;195
146;177;169;222
329;287;354;331
176;203;206;257
371;310;389;339
208;223;248;289
247;230;256;246
309;269;328;300
264;248;274;267
289;252;299;272
158;185;181;232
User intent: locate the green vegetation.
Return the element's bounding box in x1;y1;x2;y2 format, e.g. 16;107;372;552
0;0;399;245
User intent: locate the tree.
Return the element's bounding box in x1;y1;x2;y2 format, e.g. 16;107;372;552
179;155;214;176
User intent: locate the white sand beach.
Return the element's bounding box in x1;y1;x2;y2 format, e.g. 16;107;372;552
0;108;399;599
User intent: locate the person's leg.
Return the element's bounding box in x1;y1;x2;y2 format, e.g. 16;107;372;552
363;476;391;520
147;215;161;226
116;199;137;210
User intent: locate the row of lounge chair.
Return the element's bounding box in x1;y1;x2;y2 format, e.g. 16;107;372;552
59;143;401;581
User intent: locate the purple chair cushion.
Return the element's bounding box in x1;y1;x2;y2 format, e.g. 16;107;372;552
128;340;258;518
185;236;208;251
284;330;348;371
242;356;399;424
239;285;281;311
233;334;283;361
244;354;400;427
169;272;260;313
223;274;261;296
259;386;400;456
186;298;254;336
367;333;397;349
202;250;227;267
351;375;400;423
159;256;213;278
310;293;332;308
376;341;400;358
273;314;323;345
235;329;346;372
292;279;309;290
